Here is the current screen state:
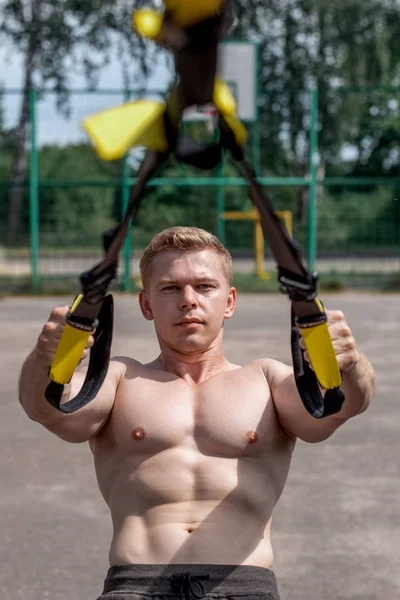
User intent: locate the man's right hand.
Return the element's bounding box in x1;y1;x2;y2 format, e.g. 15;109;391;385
19;305;121;441
35;306;95;368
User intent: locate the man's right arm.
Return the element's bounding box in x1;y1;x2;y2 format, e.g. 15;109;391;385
18;306;125;443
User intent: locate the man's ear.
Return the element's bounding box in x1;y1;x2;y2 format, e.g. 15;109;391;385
139;290;154;321
224;287;236;320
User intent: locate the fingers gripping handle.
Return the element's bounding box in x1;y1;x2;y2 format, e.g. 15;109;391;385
291;301;345;419
45;295;114;413
48;295;98;386
296;308;342;391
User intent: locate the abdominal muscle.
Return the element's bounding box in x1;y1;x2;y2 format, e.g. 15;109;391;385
109;500;274;567
95;446;283;568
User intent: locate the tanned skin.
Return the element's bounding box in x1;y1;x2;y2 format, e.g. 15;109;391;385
19;249;375;567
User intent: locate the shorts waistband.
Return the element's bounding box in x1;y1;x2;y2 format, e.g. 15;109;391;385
103;564;279;596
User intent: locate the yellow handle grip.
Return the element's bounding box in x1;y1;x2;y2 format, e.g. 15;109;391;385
300;322;342;390
49;294;95;385
298;299;342;390
49;325;92;385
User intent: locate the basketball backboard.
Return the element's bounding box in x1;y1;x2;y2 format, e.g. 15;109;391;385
183;40;258;123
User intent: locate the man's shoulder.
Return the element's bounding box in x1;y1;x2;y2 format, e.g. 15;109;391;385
255;358;293;381
110;357;168;384
109;356;144;376
230;358;293;390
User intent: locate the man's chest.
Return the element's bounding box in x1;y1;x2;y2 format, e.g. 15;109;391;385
105;364;279;459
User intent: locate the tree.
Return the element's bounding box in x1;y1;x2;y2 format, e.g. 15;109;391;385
231;0;400;174
0;0;156;239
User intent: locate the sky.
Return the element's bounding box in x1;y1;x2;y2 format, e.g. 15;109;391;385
1;38;257;147
1;45;172;146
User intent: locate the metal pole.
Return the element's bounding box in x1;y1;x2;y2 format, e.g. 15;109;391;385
216;157;226;244
31;176;310;188
308;87;319;272
121;89;132;293
253;42;263;277
253;42;262;177
29;89;40;292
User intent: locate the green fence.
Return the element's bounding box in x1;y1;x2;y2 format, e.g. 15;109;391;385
0;86;399;294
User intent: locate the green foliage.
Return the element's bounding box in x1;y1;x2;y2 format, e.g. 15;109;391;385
318;186;400;250
233;0;400;177
0;1;157;103
0;0;159;237
39;143;121;245
1;0;400;260
130;156;254;249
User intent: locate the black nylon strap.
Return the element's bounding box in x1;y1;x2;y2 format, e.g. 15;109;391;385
175;137;222;170
243;165;345;416
218;117;345;417
45;153;166;414
45;295;114;413
44;7;344;418
82;151;166;300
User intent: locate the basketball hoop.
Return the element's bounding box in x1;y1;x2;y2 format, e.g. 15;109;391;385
197;103;218;116
197;104;218;134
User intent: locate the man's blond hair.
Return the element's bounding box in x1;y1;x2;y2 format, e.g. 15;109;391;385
140;226;233;288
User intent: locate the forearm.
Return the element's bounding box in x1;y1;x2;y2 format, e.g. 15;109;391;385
340;348;375;418
18;349;71;424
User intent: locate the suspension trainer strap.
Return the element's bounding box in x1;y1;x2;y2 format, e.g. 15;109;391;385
240;161;344;417
46;1;344;418
219;121;344;417
45;151;166;412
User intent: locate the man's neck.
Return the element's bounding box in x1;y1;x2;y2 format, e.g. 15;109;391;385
152;345;232;385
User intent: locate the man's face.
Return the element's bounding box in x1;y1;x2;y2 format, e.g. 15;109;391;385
139;249;236;354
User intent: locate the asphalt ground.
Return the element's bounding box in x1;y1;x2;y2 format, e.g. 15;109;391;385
1;292;399;600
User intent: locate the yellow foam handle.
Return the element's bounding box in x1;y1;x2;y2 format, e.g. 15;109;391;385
223;114;248;147
299;299;342;390
300;323;342;390
49;295;93;385
213;77;247;145
133;10;163;40
213;77;237;117
163;0;224;28
83;100;168;161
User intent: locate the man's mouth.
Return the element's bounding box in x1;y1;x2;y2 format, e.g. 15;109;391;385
177;318;204;326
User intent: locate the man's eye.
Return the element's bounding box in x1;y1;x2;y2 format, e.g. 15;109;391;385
198;284;213;290
163;285;178;291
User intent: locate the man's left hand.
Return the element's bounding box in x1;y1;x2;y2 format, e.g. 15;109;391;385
300;309;360;373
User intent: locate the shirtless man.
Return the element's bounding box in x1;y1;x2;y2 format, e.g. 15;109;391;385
19;226;375;600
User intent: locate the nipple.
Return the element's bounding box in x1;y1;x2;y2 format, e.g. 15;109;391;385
246;431;258;444
132;427;146;441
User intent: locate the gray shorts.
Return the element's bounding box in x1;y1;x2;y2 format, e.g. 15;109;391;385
96;564;281;600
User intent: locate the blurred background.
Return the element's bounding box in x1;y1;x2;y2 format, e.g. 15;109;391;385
0;0;399;295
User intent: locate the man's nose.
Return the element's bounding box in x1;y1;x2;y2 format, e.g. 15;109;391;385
179;286;198;309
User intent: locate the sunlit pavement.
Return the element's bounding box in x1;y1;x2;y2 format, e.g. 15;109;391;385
1;293;399;600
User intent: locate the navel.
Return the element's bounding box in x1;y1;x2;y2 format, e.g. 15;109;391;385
246;431;259;444
132;427;146;441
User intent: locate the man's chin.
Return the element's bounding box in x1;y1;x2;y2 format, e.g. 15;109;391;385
156;327;220;355
176;337;209;353
171;333;214;354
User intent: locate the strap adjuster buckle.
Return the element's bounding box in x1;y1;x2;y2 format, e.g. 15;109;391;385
66;311;99;332
80;266;118;305
279;269;319;302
